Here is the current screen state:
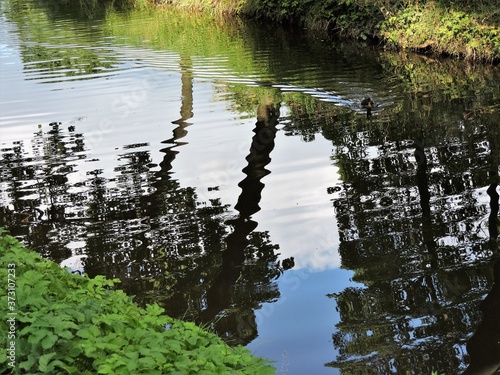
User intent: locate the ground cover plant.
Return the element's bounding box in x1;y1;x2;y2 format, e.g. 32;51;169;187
0;229;274;374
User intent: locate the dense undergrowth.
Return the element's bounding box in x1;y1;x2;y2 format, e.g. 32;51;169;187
146;0;500;62
0;229;274;374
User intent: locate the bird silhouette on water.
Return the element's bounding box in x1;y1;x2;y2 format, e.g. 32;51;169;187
361;97;374;119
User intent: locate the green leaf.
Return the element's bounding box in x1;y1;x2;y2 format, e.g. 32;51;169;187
58;330;75;340
187;334;198;346
18;355;37;371
164;339;182;354
124;351;139;361
82;343;97;357
41;333;59;350
67;343;83;357
138;356;157;368
145;303;165;316
77;325;100;339
39;353;56;372
27;328;50;345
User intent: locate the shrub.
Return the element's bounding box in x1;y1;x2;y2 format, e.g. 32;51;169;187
0;229;275;374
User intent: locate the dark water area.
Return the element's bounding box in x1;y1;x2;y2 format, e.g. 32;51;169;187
1;1;500;374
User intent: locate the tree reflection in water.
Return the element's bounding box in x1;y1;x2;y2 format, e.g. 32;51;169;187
0;103;294;347
0;34;296;344
200;101;284;342
320;106;500;373
463;152;500;374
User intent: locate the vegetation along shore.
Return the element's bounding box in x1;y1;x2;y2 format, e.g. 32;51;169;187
0;229;274;374
147;0;500;62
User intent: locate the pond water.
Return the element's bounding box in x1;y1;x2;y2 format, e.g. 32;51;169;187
1;1;500;374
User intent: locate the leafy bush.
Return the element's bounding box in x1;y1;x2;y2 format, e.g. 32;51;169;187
0;229;275;374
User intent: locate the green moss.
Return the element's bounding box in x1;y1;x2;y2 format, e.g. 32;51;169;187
0;229;275;374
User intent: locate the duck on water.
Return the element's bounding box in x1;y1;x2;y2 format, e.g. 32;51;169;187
361;97;374;119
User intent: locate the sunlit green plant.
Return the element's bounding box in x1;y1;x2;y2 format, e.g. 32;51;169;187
153;0;500;61
0;229;275;374
380;2;500;61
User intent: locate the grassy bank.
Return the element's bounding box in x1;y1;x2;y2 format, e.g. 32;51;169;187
0;229;274;374
150;0;500;62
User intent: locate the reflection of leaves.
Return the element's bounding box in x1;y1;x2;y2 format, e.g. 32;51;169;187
22;44;116;79
281;256;294;270
316;48;500;374
0;122;288;347
326;104;498;373
241;231;282;282
378;51;500;101
5;0;120;82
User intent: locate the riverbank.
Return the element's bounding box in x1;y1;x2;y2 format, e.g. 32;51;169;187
0;229;274;374
152;0;500;62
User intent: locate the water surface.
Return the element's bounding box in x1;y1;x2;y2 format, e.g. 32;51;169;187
1;1;500;374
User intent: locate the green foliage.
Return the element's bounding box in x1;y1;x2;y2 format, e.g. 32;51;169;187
155;0;500;61
154;0;246;16
302;0;380;37
221;0;381;38
380;2;500;61
0;229;275;374
243;0;315;22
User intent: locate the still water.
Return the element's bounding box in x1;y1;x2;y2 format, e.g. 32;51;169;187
1;1;500;374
